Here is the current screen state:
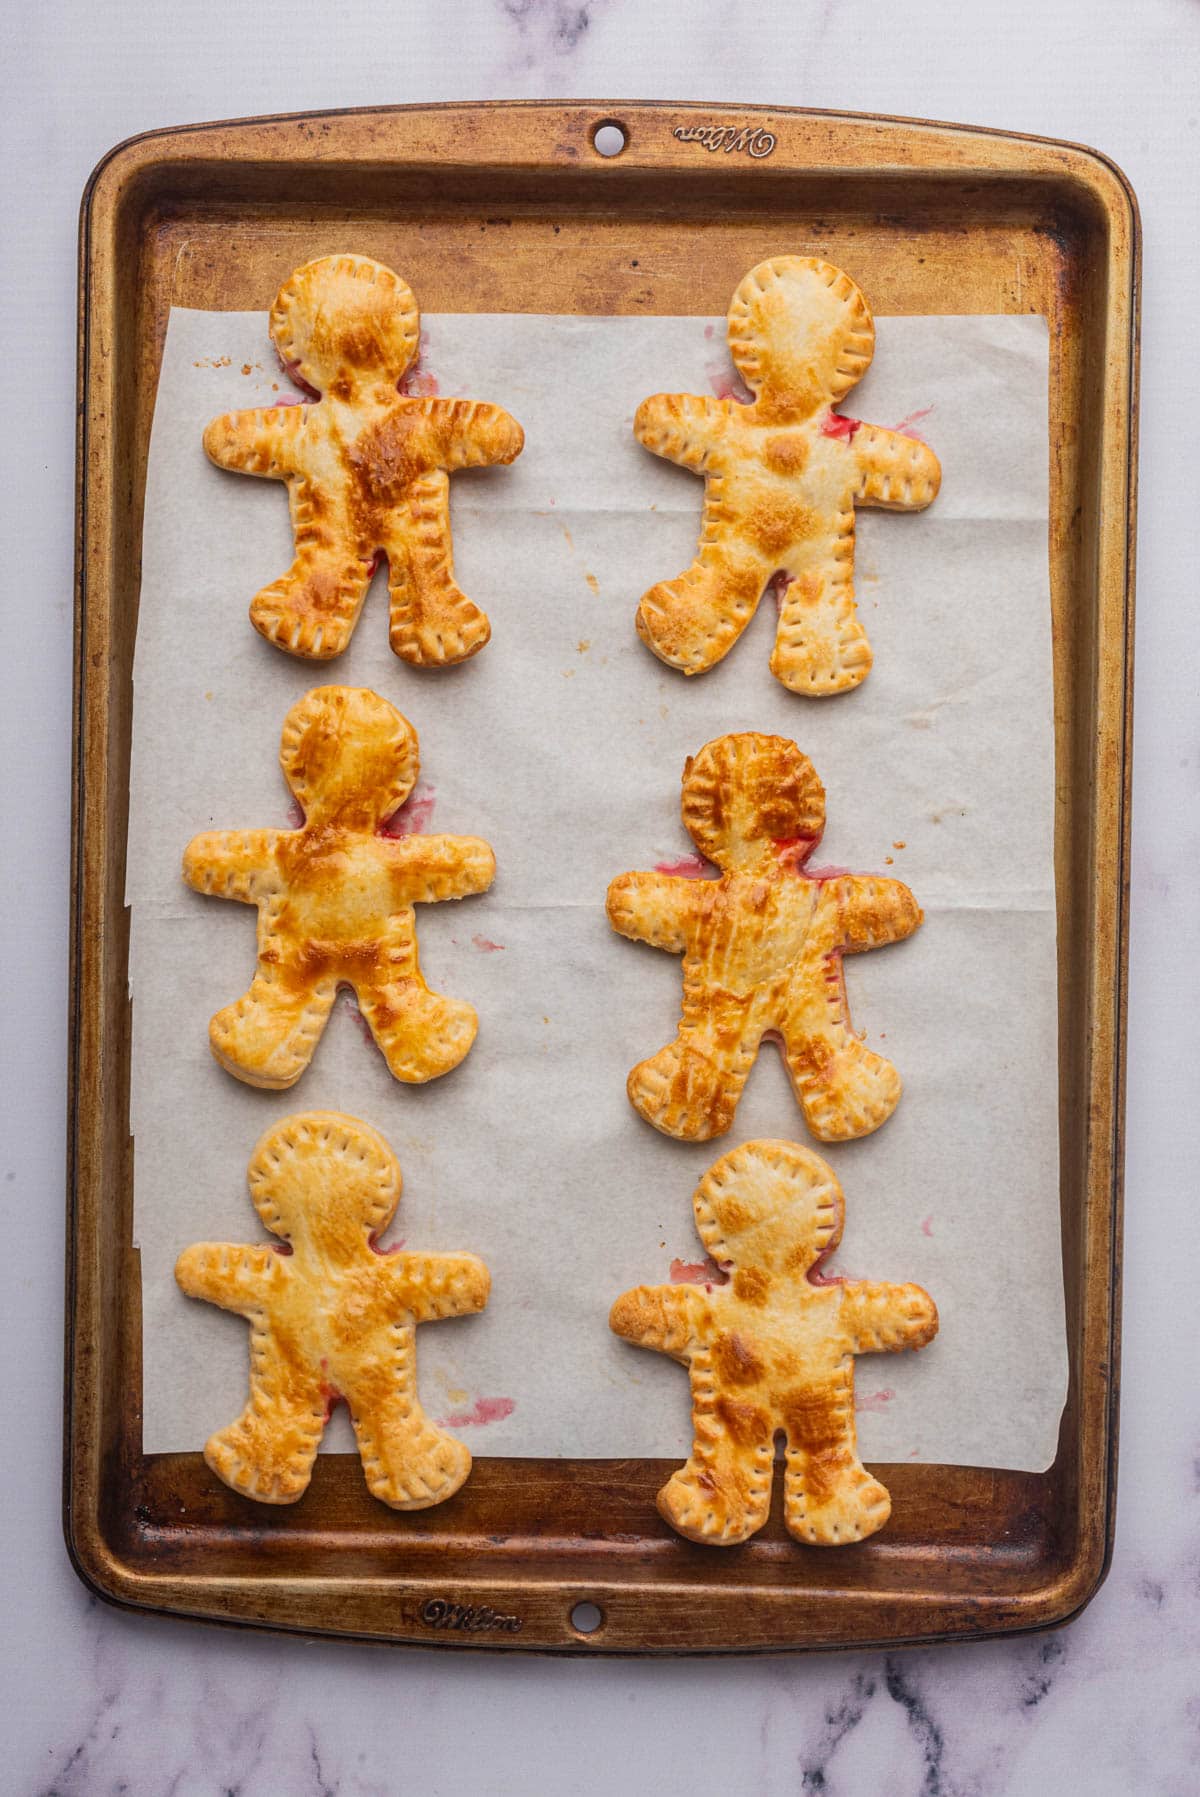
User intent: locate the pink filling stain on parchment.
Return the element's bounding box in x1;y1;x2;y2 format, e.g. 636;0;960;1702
920;1215;934;1237
797;861;854;881
806;1244;867;1287
367;1232;406;1256
669;1257;730;1289
891;405;934;442
773;837;852;882
471;935;505;952
654;851;718;879
380;784;436;837
706;360;754;405
400;332;439;397
278;356;320;402
821;410;862;442
766;570;792;614
806;1246;844;1288
337;988;383;1056
439;1396;516;1428
855;1389;895;1414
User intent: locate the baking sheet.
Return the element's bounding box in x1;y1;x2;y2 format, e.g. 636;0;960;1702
129;303;1064;1469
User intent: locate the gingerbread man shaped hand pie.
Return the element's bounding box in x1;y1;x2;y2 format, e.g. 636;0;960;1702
607;733;921;1143
176;1113;490;1509
204;254;524;663
183;686;495;1090
610;1141;937;1546
633;256;941;694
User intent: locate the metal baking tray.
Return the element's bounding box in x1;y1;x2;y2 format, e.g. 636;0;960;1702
67;101;1137;1652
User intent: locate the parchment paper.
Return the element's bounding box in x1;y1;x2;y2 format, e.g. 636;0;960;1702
130;305;1064;1469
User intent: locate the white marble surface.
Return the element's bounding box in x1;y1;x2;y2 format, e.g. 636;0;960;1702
3;1;1198;1791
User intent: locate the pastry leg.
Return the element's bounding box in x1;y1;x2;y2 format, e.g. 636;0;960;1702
769;556;872;696
636;536;767;676
782;1380;890;1545
248;526;372;660
209;972;336;1090
658;1399;774;1546
356;979;478;1082
781;1010;901;1142
350;1388;472;1509
204;1344;325;1505
386;472;491;665
627;992;758;1141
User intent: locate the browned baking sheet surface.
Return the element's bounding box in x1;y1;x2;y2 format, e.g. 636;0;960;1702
68;102;1136;1652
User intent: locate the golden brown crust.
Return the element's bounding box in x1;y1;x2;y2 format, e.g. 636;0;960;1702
176;1112;490;1509
204;254;524;663
606;733;921;1142
633;257;941;694
183;686;495;1089
610;1140;937;1546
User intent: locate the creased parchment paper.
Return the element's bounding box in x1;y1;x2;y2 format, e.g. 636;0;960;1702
130;305;1063;1470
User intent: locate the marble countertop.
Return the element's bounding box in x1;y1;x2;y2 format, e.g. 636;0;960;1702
5;1;1198;1792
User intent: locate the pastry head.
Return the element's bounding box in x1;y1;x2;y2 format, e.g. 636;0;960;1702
279;686;418;829
727;256;874;412
248;1111;401;1259
270;255;420;398
681;732;825;869
693;1140;844;1284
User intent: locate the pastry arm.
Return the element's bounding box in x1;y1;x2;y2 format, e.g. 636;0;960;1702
634;393;728;471
182;829;280;904
391;1252;491;1322
606;871;704;952
821;874;923;953
203;406;305;478
610;1284;709;1360
853;425;941;509
841;1281;938;1355
175;1243;282;1315
435;399;525;468
385;834;496;903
